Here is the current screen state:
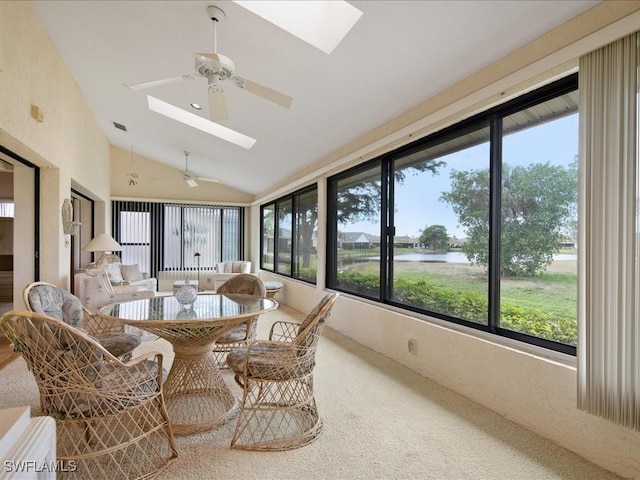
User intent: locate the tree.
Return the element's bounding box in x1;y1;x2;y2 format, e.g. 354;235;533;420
419;225;449;252
173;220;208;250
336;159;445;225
440;162;577;276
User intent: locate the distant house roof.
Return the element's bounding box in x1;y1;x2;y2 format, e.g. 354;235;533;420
339;232;380;243
394;235;418;244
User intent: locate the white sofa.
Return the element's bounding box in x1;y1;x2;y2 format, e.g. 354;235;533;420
74;268;155;311
157;261;251;292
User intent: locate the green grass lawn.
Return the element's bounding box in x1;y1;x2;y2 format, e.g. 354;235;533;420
347;259;577;320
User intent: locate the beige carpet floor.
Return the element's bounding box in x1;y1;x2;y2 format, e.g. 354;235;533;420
0;304;620;479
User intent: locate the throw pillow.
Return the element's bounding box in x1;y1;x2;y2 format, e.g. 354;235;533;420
105;262;124;284
121;264;144;282
232;261;250;273
86;268;115;294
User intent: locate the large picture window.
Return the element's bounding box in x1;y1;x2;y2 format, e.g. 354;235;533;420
327;74;579;354
113;201;244;277
260;185;318;284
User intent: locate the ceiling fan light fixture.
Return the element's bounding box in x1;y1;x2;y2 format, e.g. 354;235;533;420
147;95;256;149
207;75;224;94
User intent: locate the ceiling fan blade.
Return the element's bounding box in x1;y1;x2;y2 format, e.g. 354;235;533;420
151;175;181;181
124;74;199;91
183;174;199;188
198;176;220;184
209;89;229;121
195;52;224;66
232;76;294;109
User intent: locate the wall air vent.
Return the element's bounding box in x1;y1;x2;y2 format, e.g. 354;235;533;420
113;121;127;132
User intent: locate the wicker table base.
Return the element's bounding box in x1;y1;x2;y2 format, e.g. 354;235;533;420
163;343;239;435
163;345;239;435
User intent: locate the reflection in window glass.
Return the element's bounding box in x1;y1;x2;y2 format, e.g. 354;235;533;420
276;199;292;274
500;99;578;346
394;125;491;324
262;204;275;270
182;206;220;268
294;189;318;282
333;163;382;298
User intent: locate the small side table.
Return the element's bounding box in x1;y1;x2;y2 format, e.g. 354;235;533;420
263;281;283;298
172;279;199;294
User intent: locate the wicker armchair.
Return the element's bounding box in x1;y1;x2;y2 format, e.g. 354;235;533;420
0;310;178;480
212;274;266;367
226;292;338;451
23;281;140;361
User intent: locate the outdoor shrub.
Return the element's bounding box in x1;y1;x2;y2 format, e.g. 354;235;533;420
337;272;577;345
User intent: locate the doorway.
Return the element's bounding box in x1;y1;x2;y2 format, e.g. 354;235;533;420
0;147;38;312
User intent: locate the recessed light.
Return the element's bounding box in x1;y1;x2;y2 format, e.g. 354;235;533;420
147;95;256;149
190;102;202;110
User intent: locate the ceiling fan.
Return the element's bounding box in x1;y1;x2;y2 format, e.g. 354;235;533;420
155;151;219;188
125;5;294;121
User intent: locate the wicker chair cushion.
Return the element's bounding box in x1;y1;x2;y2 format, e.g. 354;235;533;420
101;360;165;399
28;284;84;327
296;294;333;336
217;325;249;344
227;343;312;380
27;284;141;357
37;324;161;418
93;332;141;359
44;358;162;419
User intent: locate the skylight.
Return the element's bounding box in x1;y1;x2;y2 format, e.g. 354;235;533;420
233;0;363;54
147;95;256;150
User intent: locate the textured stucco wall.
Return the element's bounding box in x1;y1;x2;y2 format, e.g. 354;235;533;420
0;1;111;287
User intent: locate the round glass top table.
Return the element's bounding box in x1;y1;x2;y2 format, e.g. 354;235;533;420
100;293;278;435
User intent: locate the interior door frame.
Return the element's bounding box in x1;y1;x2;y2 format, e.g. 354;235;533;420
0;145;39;309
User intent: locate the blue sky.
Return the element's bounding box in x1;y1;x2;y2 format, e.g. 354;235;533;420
346;113;578;239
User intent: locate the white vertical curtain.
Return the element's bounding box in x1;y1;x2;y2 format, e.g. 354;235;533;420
578;31;640;430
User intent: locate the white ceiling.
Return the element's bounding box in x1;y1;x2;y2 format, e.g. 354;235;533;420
31;0;598;196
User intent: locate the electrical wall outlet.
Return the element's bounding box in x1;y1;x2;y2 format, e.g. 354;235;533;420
408;339;417;355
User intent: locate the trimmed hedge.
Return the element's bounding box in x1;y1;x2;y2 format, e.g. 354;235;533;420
337;272;576;345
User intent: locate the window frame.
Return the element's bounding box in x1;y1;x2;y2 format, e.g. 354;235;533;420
326;74;579;355
112;201;244;277
260;183;318;284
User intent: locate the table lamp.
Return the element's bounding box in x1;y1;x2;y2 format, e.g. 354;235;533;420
83;233;122;268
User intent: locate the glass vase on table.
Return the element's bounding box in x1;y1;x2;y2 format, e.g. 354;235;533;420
175;279;198;309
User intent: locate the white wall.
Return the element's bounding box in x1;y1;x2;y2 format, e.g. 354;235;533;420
110;145;254;204
0;1;111;289
255;5;640;479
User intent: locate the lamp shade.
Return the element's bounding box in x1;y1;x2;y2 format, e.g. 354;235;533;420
83;233;122;252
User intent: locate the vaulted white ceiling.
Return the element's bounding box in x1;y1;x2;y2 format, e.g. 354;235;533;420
31;0;598;196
